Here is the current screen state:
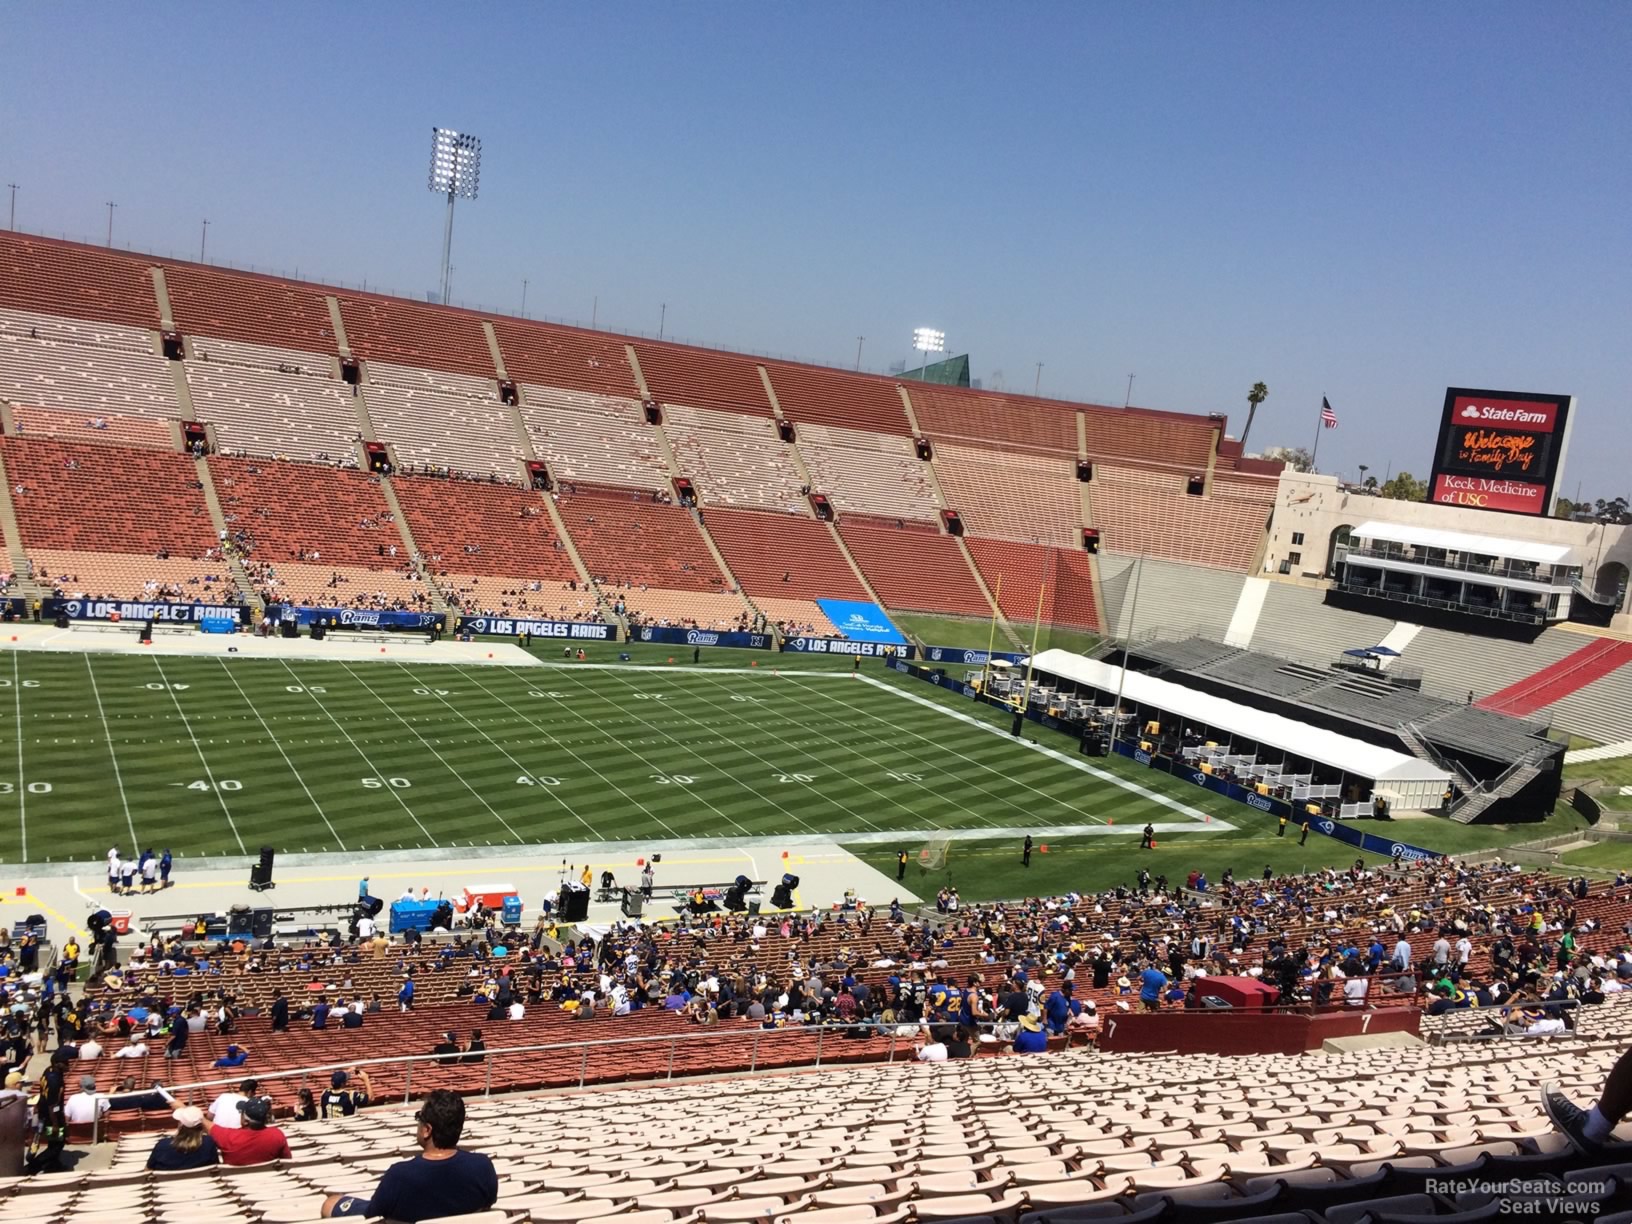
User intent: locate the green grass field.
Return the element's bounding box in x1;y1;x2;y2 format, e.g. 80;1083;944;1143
0;637;1561;891
0;645;1242;866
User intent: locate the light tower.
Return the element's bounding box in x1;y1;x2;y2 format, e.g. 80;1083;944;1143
911;327;945;380
428;128;481;306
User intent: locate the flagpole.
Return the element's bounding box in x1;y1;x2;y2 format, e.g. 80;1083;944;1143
1310;399;1326;472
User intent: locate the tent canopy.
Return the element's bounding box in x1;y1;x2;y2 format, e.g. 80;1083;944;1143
1351;520;1574;566
1026;649;1452;786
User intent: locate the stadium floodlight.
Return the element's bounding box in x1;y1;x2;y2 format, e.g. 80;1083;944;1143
428;127;482;306
911;327;945;381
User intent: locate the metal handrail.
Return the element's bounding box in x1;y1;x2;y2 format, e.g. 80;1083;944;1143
81;987;1420;1140
1339;544;1574;586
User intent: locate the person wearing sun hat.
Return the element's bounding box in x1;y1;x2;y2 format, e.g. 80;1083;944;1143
147;1105;219;1171
1013;1011;1049;1054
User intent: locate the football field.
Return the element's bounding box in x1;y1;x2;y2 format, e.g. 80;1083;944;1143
0;648;1237;865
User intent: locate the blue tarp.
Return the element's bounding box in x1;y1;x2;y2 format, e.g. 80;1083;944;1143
813;599;907;644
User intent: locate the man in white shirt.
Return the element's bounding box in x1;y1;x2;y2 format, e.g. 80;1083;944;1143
1455;936;1473;969
357;915;376;940
112;1039;149;1060
209;1077;260;1129
506;1000;525;1021
914;1032;948;1062
77;1038;103;1061
64;1075;108;1124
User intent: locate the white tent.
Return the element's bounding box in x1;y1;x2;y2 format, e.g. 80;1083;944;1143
1025;649;1451;807
1351;520;1574;566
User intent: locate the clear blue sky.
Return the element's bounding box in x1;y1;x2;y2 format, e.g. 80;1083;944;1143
3;5;1627;496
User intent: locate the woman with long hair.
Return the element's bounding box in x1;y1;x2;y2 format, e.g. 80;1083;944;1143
147;1105;220;1171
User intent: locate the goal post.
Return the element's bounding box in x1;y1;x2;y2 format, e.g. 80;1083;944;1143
917;838;951;872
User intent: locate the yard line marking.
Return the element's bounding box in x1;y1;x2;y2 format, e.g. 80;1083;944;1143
83;655;138;854
454;668;691;839
12;654;24;863
850;673;1224;825
150;655;247;854
688;670;1040;830
338;662;524;843
215;658;347;851
276;660;437;847
595;667;893;834
390;663;599;840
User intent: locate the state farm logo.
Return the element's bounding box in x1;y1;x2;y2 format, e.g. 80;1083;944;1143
1459;403;1550;426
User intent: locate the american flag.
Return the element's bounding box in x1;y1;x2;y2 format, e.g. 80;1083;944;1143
1320;397;1339;429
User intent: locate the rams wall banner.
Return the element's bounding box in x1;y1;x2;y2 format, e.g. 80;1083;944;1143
921;645;1026;666
48;599;249;623
456;616;613;639
812;599;908;645
634;626;773;650
276;605;446;631
782;636;902;657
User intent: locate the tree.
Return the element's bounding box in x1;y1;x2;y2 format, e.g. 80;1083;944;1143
1256;445;1314;472
1378;471;1428;501
1363;475;1379;491
1241;382;1269;448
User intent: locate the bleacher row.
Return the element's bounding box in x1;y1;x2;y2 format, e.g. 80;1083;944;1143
0;230;1289;633
33;1029;1632;1223
72;861;1623;1131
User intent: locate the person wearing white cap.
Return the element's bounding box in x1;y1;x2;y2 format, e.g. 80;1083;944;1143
146;1105;219;1171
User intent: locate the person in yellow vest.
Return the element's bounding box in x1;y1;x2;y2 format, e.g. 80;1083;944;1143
1277;814;1288;837
579;864;592;889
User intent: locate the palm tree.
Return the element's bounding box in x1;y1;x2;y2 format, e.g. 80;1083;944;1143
1242;382;1268;448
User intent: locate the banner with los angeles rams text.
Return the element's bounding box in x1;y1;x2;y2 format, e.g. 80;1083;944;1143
456;615;611;639
782;636;903;657
812;600;907;645
47;598;249;624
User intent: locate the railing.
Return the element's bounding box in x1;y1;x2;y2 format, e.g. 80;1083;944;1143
81;990;1420;1141
1339;544;1574;587
1332;578;1548;626
1572;579;1620;607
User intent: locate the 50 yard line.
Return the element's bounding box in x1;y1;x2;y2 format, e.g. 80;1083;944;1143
84;655;137;854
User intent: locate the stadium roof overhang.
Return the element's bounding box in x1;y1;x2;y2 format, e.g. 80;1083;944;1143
1024;650;1453;786
1351;520;1574;566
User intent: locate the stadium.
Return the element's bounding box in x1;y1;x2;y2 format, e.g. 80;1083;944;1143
2;7;1632;1223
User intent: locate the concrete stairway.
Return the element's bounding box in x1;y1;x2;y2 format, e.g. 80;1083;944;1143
376;476;446;613
900;385;1024;649
623;344;767;634
193;455;262;610
0;446;43;603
